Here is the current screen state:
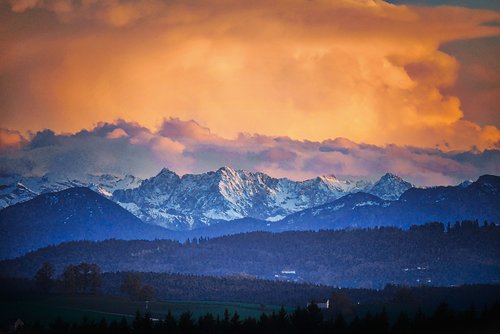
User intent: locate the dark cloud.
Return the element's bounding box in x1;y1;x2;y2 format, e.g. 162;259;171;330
28;129;58;148
318;146;350;154
0;121;186;178
158;118;214;141
2;119;498;186
441;37;500;127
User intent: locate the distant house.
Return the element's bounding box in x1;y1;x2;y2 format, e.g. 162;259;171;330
274;269;299;282
281;270;296;275
307;299;330;309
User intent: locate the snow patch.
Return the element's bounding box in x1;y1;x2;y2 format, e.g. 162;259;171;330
266;215;286;222
352;201;379;209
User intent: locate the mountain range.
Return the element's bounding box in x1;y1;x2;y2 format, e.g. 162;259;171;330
113;167;396;229
1;168;413;230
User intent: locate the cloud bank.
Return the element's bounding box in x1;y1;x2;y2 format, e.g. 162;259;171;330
1;0;499;151
1;119;498;186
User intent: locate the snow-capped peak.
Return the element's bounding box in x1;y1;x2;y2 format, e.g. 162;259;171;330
380;173;405;182
157;168;179;178
318;174;338;181
217;166;237;175
457;180;473;188
368;173;413;200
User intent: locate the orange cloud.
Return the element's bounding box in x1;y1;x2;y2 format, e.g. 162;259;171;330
1;0;499;150
106;128;128;139
0;129;25;149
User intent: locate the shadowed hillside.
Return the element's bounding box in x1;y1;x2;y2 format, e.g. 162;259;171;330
2;221;499;288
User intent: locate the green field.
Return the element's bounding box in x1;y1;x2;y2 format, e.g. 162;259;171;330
0;294;292;325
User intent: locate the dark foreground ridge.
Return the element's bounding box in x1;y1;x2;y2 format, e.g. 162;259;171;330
1;273;500;334
0;279;500;334
3;303;500;334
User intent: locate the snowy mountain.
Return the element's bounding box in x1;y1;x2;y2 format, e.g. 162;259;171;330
368;173;414;200
279;175;500;231
0;173;142;209
112;167;407;230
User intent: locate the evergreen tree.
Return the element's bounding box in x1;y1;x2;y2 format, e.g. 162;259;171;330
35;261;55;292
333;313;347;333
178;311;194;334
164;310;177;333
391;312;411;334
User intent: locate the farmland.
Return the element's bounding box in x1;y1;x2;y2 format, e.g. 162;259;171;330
0;293;290;325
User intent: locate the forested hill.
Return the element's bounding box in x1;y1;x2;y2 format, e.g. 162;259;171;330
1;222;499;288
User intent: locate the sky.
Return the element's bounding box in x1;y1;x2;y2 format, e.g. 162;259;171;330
0;0;499;185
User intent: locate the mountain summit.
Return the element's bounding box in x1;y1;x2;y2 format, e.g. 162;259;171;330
369;173;414;200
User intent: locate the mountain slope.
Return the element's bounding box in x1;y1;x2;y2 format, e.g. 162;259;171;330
279;175;500;230
0;187;172;259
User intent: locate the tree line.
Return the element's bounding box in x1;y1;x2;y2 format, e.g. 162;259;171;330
6;302;500;334
35;263;156;301
35;262;102;294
